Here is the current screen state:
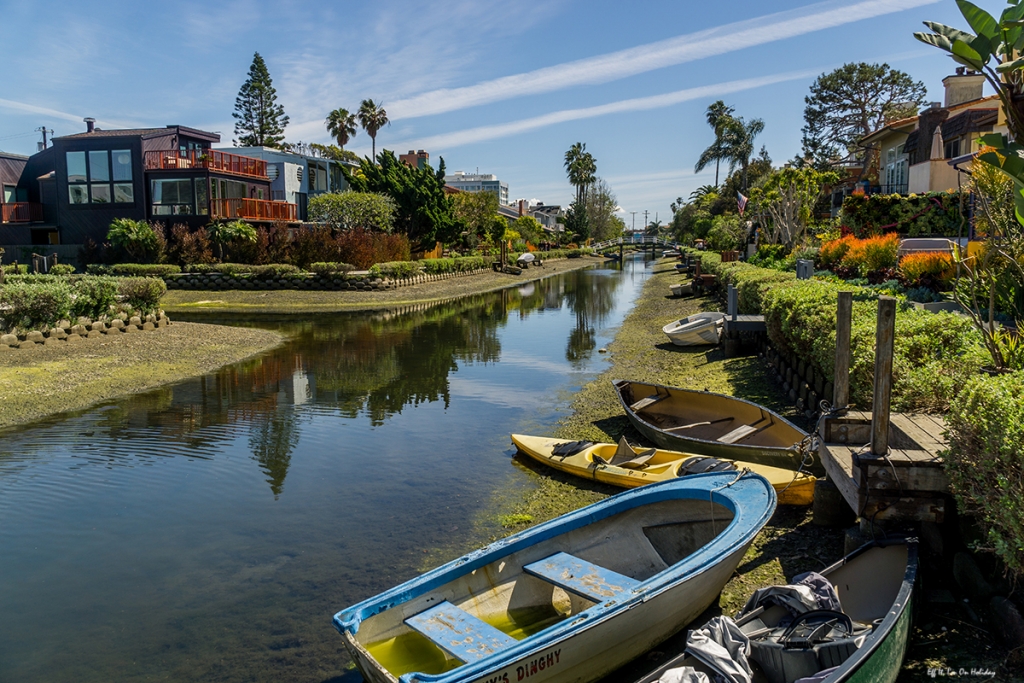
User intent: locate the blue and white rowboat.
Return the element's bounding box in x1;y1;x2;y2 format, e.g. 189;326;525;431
333;472;777;683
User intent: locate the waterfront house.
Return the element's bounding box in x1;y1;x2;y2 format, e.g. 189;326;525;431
0;152;45;239
221;146;355;221
859;68;1006;196
0;120;298;260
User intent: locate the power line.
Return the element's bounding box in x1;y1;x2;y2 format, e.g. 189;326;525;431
0;131;37;142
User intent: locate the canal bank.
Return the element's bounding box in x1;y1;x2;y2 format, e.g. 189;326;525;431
162;255;604;315
0;322;284;429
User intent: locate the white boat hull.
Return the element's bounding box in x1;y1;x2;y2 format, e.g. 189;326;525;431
662;312;725;346
344;543;751;683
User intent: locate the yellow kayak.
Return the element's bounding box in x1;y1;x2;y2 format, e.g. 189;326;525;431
511;433;815;506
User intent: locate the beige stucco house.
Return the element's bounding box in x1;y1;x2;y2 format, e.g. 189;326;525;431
860;68;1006;195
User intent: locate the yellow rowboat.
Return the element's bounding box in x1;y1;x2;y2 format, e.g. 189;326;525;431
511;433;815;506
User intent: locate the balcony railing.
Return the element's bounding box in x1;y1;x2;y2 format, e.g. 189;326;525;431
1;202;44;224
211;198;297;222
144;150;268;179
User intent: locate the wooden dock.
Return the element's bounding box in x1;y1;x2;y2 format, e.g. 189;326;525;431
818;411;948;523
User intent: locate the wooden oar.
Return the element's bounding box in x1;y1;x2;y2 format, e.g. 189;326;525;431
663;417;732;433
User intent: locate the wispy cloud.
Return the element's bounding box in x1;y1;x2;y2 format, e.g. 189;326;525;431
0;99;130;130
388;0;940;120
393;70;817;152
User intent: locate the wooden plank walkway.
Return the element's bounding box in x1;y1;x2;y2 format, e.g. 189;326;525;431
818;411;949;523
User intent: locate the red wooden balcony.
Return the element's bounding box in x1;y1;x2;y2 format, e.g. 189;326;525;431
1;202;44;224
144;149;269;179
211;198;297;222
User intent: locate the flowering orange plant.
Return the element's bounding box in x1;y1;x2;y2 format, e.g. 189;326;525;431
840;233;900;275
818;234;857;269
899;251;955;285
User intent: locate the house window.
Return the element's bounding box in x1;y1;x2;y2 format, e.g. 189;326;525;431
151;178;195;215
210;178;247;200
67;149;133;205
3;185;15;203
944;138;961;159
195;178;209;216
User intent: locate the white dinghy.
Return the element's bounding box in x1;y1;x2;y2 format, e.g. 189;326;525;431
662;312;726;346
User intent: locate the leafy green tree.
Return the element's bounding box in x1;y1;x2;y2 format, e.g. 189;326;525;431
452;191;501;240
308;191;396;232
563;201;589;242
799;63;926;172
208;220;257;260
233;52;289;148
107;218;163;263
325;108;358;149
344;150;459;248
694;100;735;186
564;143;597;206
704;214;747;251
748;167;839;247
512;215;545;245
358;99;390;160
308;143;359;163
584;178;623;241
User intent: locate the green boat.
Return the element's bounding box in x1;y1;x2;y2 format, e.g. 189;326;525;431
632;539;918;683
613;380;821;475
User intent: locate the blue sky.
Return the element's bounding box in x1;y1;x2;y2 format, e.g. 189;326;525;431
0;0;984;224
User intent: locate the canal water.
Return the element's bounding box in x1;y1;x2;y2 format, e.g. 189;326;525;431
0;257;654;683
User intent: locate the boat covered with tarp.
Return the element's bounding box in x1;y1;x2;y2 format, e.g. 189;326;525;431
634;539;917;683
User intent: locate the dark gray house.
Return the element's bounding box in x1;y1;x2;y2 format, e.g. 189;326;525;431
2;120;298;259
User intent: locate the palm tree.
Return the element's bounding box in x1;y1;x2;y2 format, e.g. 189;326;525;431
325;108;358;149
694;101;734;186
688;185;719;203
720;117;765;191
358;99;390;160
564;142;597;205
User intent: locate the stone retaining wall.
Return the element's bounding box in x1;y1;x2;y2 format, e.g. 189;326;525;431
0;312;171;349
164;268;491;291
759;338;833;419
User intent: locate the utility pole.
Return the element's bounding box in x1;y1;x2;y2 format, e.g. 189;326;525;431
36;126;54;150
630;211;637;240
643;210;649;232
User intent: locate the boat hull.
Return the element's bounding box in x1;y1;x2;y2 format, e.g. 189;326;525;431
510;434;815;506
333;474;777;683
662;313;725;346
614;380;820;475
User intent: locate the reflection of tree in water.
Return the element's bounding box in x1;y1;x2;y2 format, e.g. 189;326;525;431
56;268;624;492
248;407;300;498
562;270;622;365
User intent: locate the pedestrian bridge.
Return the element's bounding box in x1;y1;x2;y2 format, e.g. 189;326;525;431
591;236;676;251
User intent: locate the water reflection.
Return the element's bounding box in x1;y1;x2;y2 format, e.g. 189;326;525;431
0;261;645;683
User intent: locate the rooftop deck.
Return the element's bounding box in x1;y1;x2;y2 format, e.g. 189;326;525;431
144;150;269;180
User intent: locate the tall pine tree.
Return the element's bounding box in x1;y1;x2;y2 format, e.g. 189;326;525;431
233;52;289;148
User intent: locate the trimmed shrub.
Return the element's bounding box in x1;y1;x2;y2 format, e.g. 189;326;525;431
49;264;75;276
761;278;986;411
107;264;181;276
369;261;423;279
71;277;119;319
0;280;74;331
420;258;455;274
309;262;356;275
250;264;302;280
118;277;166;314
945;372;1024;576
454;256;487;272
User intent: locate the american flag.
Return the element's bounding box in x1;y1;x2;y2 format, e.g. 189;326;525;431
737;192;748;216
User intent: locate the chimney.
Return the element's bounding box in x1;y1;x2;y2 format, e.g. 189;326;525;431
943;68;985;107
84;117;96;133
518;199;525;217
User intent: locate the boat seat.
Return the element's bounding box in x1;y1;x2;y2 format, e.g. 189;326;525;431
524;551;639;602
717;417;772;444
630;393;668;412
404;601;517;663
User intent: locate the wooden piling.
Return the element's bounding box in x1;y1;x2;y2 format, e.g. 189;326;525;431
728;284;738;321
871;296;896;456
833;291;853;410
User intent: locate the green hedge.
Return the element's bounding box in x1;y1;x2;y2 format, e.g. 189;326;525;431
369;261;423;279
419;256;488;274
760;278;986;411
87;263;182;276
309;262;355;275
840;191;965;238
945;372;1024;576
0;274;164;330
698;254;797;314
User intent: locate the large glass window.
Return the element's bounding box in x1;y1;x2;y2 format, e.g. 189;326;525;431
151;178;195;215
2;185;14;204
67;149;133;205
210;178;247;200
195;178;209;216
